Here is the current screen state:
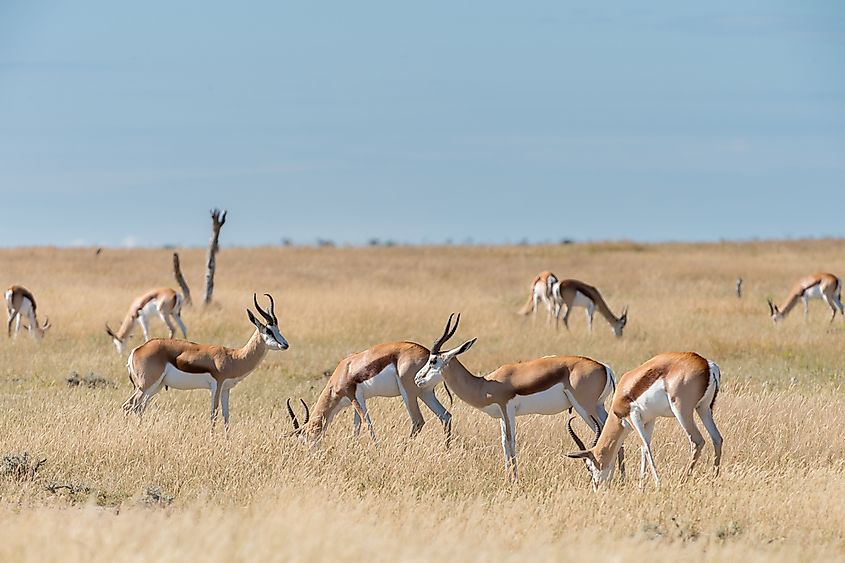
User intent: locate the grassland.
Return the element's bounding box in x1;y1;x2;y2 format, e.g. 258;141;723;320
0;240;843;561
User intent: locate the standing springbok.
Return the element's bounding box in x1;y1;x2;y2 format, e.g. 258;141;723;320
518;271;558;323
565;352;722;488
106;287;187;354
552;279;628;337
767;273;843;323
5;285;50;340
285;341;453;445
122;294;288;429
410;313;622;481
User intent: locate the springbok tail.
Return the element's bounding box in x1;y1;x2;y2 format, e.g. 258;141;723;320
517;289;536;315
600;363;616;402
126;347;139;388
707;360;721;410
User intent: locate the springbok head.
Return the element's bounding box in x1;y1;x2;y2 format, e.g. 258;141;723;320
565;417;612;489
285;398;311;442
105;323;125;354
767;299;782;323
414;313;477;388
32;317;51;340
247;293;289;351
613;306;629;338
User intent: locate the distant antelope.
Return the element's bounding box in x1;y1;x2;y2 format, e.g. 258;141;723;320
552;279;628;337
5;285;50;340
566;352;722;488
106;287;187;354
411;313;622;481
122;294;288;429
767;273;843;323
285;341;453;445
518;271;558;323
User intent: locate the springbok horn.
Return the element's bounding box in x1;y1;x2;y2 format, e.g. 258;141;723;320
432;313;460;354
590;416;602;448
263;293;277;324
41;317;50;330
567;417;588;451
253;293;274;325
300;398;309;425
286;398;300;430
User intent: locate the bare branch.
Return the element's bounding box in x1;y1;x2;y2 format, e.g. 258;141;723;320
172;252;192;306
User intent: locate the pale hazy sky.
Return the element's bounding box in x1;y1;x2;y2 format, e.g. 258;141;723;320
1;2;843;247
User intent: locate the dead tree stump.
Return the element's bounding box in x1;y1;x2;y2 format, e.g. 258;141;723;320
203;209;227;306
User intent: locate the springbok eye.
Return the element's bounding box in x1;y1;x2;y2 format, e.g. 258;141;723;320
430;359;436;366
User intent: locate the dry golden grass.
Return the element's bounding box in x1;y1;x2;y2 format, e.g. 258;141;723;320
0;241;844;561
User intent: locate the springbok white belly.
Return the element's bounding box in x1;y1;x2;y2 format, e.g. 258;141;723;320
161;363;214;390
140;299;160;318
513;383;571;415
630;378;672;421
803;285;823;300
570;291;593;309
480;383;572;418
359;364;401;398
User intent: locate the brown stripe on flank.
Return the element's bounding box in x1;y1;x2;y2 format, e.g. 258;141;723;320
350;354;396;385
623;367;664;403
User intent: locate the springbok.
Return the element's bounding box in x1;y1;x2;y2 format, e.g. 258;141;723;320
411;313;622;481
106;287;187;354
552;279;628;337
518;271;558;323
565;352;722;488
767;273;843;323
285;341;453;445
122;294;288;429
5;285;50;340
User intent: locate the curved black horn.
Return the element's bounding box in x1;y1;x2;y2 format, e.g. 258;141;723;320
286;398;300;430
590;416;602;448
300;398;309;425
264;293;277;324
567;417;588;451
105;323;119;340
253;293;274;324
432;313;460;354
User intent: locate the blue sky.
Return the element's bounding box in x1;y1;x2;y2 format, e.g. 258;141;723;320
1;1;843;247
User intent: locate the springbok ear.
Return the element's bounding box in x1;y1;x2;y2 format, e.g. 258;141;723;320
450;337;477;357
565;450;595;462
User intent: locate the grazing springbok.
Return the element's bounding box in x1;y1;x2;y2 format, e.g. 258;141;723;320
565;352;722;488
552;279;628;337
106;287;187;354
285;341;453;445
411;313;622;481
5;285;50;340
122;294;288;429
518;271;558;323
767;273;843;323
